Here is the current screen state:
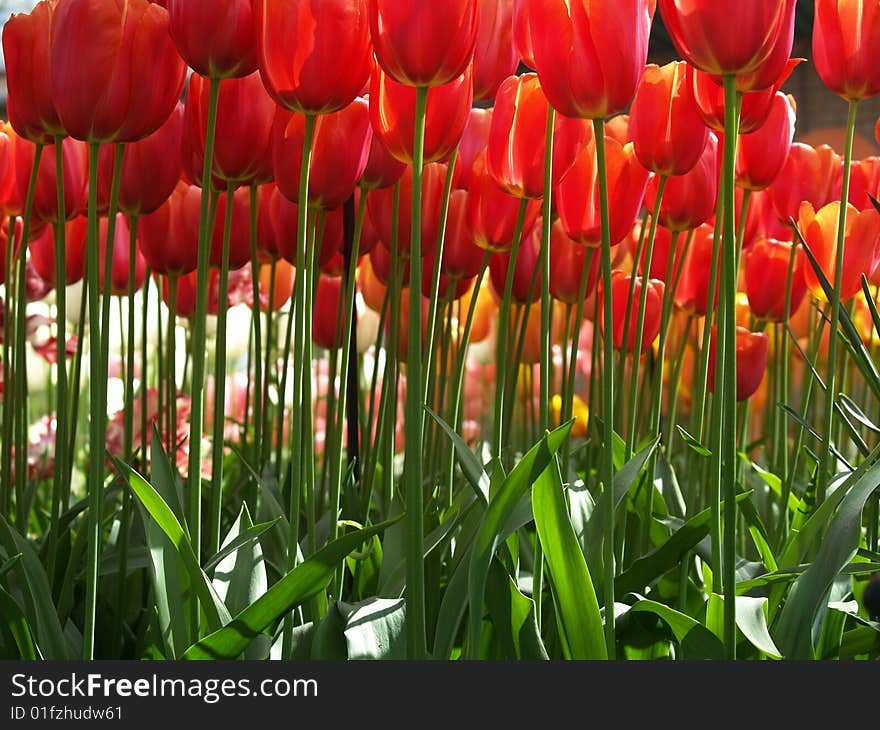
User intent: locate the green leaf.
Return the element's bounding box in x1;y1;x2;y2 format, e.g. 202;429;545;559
0;584;37;659
676;426;711;457
775;446;880;658
467;421;574;657
204;517;280;574
627;599;724;659
426;406;489;505
183;518;398;660
340;598;406;660
0;517;70;659
485;562;548;660
533;458;606;659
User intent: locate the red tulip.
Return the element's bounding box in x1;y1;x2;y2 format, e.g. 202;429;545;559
98;213;148;296
738;188;791;250
632;224;688;285
420;256;474;300
549;219;599;304
273;99;373;210
369;65;473;165
601;269;664;353
139;181;201;277
1;1;64;144
630;62;709;177
369;240;410;287
841;157;880;211
0;123;23;217
658;0;794;77
167;267;220;318
367;163;446;257
488;220;543;304
674;224;719;315
768;143;842;225
313;275;344;350
814;0;880;101
29;217;87;287
798;200;880;303
0;218;24;284
210;188;253;271
50;0;187;143
168;0;257;79
645;132;719;232
555;133;651;246
487;73;591;200
183;72;276;188
473;0;519;102
527;0;655;120
468;150;541;253
259;0;372;114
692;61;801;135
744;237;806;322
735;93;796;192
440;189;485;280
359;134;408;191
97;102;184;217
452;108;493;190
368;0;478;88
708;326;768;401
512;0;537;70
15;135;88;224
605;114;632;146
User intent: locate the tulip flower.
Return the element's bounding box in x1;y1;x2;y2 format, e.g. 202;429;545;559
97;103;184;218
549;220;599;304
14;135;88;224
0;218;23;284
274;100;373;210
736;93;796;192
183;73;276;188
708;326;769;401
528;0;655;120
258;0;371;115
733;0;798;93
367;163;447;257
29;218;88;287
632;225;688;285
512;0;537;70
420;257;474;301
358;255;388;313
842;157;880;211
630;62;709;177
798;200;880;303
370;65;473;165
51;0;186;143
487;74;591;200
168;0;257;80
645;133;719;232
97;214;147;296
440;190;485;280
468;150;541;253
814;0;880;101
209;188;253;271
138;182;202;277
488;220;543;304
313;275;345;350
2;1;64;144
600;270;664;353
0;123;22;217
738;188;791;251
452;108;493;191
674;224;718;315
275;198;344;270
368;241;410;287
744;237;807;322
555;133;651;246
605;115;632;146
360;134;408;192
768;143;842;225
658;0;794;77
368;0;478;88
258;260;296;312
473;0;519;102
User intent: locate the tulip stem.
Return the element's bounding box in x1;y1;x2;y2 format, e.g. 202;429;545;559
817;99;858;504
187;77;221;625
68;277;88;491
83;141;102;659
248;185;263;481
593;119;617;659
719;74;741;659
626;176;667;459
48;137;68;584
140;273;150;469
166;276;178;458
492;200;530;461
209;182;236;556
405;84;429;660
282;111;317;658
1;215;15;515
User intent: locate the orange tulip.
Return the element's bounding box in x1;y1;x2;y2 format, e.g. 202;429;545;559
814;0;880;101
798;200;880;303
708;326;769;401
744;237;806;322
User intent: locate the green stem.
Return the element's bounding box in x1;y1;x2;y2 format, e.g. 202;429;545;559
817;100;858;504
594;120;617;659
405;85;429;660
248;185;263;480
166;276;178;457
1;214;16;514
